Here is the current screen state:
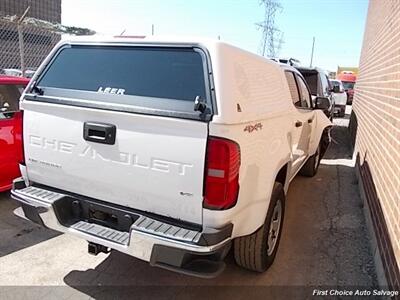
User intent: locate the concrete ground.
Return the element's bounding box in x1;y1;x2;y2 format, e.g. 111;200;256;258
0;107;379;299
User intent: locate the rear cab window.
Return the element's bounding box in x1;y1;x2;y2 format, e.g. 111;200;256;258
29;44;214;121
285;71;311;109
319;73;331;96
295;75;312;109
284;71;300;106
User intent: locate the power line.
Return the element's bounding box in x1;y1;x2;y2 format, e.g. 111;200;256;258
256;0;283;58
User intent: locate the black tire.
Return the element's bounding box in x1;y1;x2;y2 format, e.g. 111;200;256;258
340;107;346;118
299;142;321;177
234;182;285;272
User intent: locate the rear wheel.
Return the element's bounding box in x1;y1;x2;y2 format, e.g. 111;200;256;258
234;182;285;272
299;142;321;177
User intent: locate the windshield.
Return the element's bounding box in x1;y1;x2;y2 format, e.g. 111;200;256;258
342;81;355;90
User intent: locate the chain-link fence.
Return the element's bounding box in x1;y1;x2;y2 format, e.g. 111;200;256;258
0;18;60;77
0;15;95;78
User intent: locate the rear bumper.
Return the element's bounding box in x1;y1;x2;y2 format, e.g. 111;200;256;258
11;178;232;278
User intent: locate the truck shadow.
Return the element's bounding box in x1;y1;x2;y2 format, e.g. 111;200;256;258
0;191;60;257
63;250;305;299
63;115;378;298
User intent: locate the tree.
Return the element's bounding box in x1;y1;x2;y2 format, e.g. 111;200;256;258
1;14;96;36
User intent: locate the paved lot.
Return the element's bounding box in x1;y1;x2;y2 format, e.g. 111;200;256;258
0;107;379;299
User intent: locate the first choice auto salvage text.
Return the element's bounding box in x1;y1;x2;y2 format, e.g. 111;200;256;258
313;289;399;297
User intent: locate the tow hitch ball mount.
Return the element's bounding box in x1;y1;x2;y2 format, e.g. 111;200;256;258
88;242;110;255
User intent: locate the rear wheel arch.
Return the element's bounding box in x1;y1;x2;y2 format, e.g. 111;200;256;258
234;181;286;272
321;126;332;155
310;124;332;157
259;161;289;224
300;126;331;177
275;163;289;187
309;110;332;156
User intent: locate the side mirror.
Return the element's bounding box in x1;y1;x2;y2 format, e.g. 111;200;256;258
333;86;340;93
315;97;331;110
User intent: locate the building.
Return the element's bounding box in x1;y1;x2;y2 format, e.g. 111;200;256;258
0;0;61;71
350;0;400;290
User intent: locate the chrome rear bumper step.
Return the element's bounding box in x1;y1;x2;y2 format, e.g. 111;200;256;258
132;216;201;244
15;186;64;203
13;185;204;245
71;221;130;245
11;179;233;279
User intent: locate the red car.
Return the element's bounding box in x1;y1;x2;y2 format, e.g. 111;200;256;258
0;76;30;192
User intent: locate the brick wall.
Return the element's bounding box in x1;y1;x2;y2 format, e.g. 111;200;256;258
352;0;400;289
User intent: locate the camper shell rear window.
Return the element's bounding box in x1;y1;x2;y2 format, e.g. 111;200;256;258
30;44;214;121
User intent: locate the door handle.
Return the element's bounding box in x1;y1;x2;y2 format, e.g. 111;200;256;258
295;120;303;127
83;122;116;145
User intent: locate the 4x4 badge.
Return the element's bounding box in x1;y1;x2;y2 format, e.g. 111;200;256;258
244;123;263;133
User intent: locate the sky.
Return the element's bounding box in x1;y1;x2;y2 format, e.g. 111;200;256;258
62;0;369;71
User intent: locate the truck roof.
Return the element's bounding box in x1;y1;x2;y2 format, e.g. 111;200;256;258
295;66;327;74
61;35;281;67
32;35;290;125
63;35;237;46
279;63;303;74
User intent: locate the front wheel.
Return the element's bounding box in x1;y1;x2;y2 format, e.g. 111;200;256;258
339;106;346;118
234;182;285;272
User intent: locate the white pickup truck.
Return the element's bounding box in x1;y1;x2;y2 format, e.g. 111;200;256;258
330;79;348;117
12;37;331;278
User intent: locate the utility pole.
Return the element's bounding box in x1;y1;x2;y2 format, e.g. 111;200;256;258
257;0;283;58
151;24;154;35
310;36;315;67
17;6;30;77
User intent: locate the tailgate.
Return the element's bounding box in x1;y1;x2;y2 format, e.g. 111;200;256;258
21;43;214;225
23;100;207;224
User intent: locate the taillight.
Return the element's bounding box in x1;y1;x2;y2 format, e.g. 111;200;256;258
14;110;25;164
204;137;240;210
